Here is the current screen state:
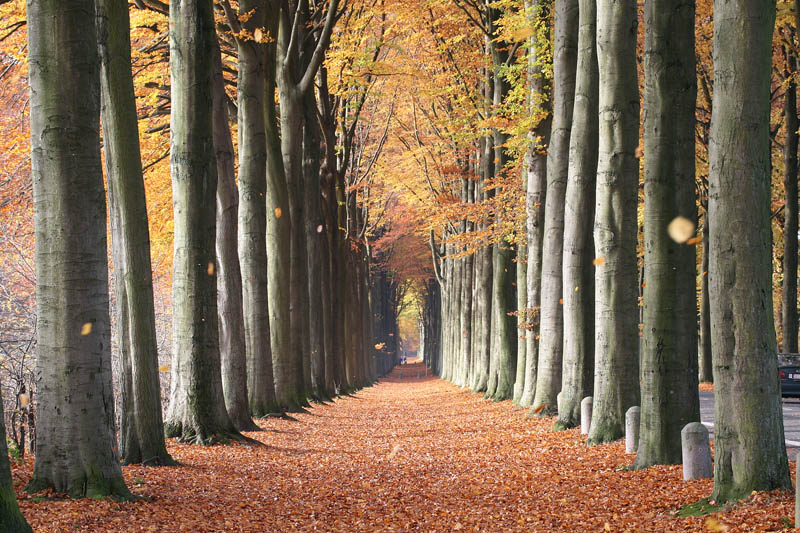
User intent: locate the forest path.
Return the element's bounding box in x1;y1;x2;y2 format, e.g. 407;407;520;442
18;364;794;531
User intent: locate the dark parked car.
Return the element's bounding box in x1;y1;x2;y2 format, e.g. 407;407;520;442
779;353;800;398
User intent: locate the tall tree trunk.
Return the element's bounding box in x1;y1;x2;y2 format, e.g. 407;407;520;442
164;0;239;444
212;37;259;432
520;0;551;408
96;0;174;465
556;0;598;429
708;0;791;501
698;207;713;381
264;3;294;411
588;0;640;444
26;0;130;498
303;87;329;400
513;238;528;404
230;0;279;417
487;16;517;400
633;0;699;468
783;46;798;353
532;0;578;417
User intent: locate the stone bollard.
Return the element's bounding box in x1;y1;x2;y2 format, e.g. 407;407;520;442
625;406;640;453
681;422;713;480
580;396;592;435
557;392;563;414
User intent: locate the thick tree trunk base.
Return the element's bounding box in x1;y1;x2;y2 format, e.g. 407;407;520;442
26;469;132;501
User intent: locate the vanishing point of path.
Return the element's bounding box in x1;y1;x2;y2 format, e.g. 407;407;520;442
17;363;795;532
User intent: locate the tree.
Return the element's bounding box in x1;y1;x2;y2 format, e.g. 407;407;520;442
96;0;175;466
783;40;798;354
519;0;552;408
555;0;597;429
211;35;260;432
164;0;239;443
219;0;280;417
633;0;699;469
25;0;131;497
532;0;577;416
707;0;791;501
588;0;640;444
272;0;340;407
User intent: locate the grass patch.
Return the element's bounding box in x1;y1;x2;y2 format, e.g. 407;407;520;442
675;498;727;517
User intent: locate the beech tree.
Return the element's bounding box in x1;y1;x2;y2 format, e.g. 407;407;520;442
164;0;239;443
219;0;279;417
634;0;699;468
96;0;174;465
555;0;597;429
211;36;259;431
532;0;577;416
588;0;640;444
25;0;131;497
519;0;551;408
707;0;791;501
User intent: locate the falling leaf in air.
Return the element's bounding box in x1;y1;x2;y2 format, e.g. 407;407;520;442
275;207;282;219
253;28;264;42
207;262;215;276
593;257;605;266
81;322;92;336
667;216;695;243
158;365;169;372
317;225;324;233
533;404;547;414
387;443;401;459
686;235;702;245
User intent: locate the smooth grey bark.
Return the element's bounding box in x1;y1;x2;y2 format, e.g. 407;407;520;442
633;0;699;469
588;0;640;444
303;87;328;400
26;0;130;498
519;0;551;408
698;208;713;382
0;388;30;531
211;37;259;432
532;0;578;417
472;137;494;393
708;0;791;502
556;0;598;430
513;239;528;404
96;0;174;465
223;0;279;417
486;11;517;401
264;3;293;411
783;47;798;354
164;0;239;444
274;0;339;408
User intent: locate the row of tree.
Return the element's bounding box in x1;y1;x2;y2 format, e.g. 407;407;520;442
0;2;406;528
414;0;792;504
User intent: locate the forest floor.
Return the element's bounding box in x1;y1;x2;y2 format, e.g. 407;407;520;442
13;362;796;532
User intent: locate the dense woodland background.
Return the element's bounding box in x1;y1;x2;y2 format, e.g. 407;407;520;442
0;0;798;527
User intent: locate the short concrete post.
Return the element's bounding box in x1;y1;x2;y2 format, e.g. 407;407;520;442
557;392;563;414
625;406;640;453
681;422;713;480
580;396;592;435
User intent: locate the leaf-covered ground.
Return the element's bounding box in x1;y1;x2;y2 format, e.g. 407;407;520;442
14;362;796;531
